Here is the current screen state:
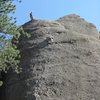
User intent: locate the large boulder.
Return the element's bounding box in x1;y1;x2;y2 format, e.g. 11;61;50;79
1;14;100;100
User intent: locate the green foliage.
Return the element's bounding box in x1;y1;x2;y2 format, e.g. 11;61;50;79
0;0;23;86
0;39;20;72
0;81;3;86
0;0;16;33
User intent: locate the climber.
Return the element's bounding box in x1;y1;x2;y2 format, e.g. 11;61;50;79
30;12;33;20
46;36;54;44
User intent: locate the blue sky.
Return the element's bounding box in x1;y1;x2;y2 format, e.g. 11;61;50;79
14;0;100;31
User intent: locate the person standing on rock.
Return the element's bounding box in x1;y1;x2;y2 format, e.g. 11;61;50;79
30;12;33;20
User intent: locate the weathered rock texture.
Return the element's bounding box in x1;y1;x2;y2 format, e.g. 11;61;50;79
0;14;100;100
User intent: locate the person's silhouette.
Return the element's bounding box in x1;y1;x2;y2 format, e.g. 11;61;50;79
30;12;33;20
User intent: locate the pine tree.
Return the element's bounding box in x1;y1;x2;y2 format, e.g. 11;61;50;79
0;0;22;86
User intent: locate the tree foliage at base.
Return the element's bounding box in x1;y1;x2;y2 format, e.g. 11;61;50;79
0;0;22;86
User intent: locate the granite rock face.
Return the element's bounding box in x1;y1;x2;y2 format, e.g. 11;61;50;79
1;14;100;100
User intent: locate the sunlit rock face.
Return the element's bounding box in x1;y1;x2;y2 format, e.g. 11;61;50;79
0;14;100;100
